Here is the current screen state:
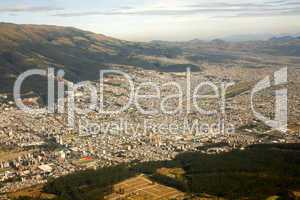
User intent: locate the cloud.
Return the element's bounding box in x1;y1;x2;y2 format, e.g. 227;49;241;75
281;2;300;6
265;0;300;6
234;7;300;17
118;6;134;10
265;0;287;4
53;1;300;18
186;2;269;8
0;5;64;13
54;8;243;17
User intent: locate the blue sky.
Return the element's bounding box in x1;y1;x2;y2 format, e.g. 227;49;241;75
0;0;300;41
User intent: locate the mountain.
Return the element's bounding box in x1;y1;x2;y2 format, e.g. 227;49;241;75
0;22;300;98
153;35;300;62
0;23;185;95
221;33;275;42
270;35;300;42
221;33;300;42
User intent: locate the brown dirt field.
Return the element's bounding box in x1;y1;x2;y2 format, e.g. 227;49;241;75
8;185;56;199
104;175;186;200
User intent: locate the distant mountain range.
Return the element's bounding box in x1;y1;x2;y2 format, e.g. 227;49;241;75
0;22;299;97
221;33;300;42
270;35;300;42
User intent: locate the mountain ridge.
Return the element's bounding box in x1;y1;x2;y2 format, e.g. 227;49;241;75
0;23;185;95
0;22;299;97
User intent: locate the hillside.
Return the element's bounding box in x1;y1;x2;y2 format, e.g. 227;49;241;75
0;23;185;95
152;37;300;65
1;23;300;98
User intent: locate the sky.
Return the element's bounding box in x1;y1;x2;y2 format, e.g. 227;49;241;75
0;0;300;41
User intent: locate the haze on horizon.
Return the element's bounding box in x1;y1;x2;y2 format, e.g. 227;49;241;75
0;0;299;41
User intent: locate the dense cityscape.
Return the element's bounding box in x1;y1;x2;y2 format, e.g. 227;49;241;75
0;63;299;198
